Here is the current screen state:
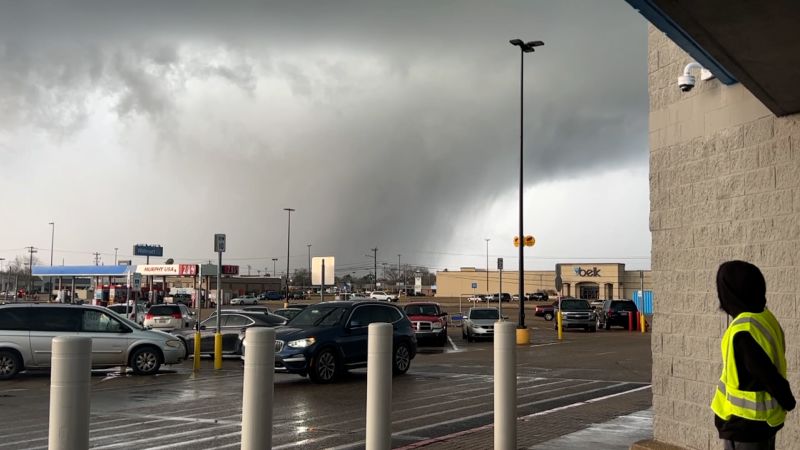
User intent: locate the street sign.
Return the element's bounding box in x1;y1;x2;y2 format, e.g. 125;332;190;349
132;274;142;291
312;257;335;285
471;282;478;289
118;260;132;266
214;234;226;253
497;258;504;270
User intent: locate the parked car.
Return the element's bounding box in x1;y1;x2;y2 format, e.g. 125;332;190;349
369;291;398;302
403;302;448;346
243;301;416;383
262;291;284;301
230;294;259;305
173;311;286;356
534;301;559;321
0;303;186;379
528;292;549;301
462;308;501;342
468;294;486;303
274;307;305;321
107;303;147;325
143;304;196;331
555;298;597;332
487;293;512;303
337;293;369;301
598;300;639;330
288;291;307;300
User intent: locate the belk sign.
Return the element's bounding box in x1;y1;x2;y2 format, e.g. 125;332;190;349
574;266;601;277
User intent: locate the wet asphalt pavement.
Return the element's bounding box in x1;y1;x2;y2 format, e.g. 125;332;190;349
0;317;651;449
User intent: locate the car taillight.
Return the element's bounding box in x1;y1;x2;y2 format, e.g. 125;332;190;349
171;312;182;319
145;313;153;320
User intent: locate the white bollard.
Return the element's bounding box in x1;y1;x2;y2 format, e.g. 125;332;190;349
48;336;91;450
494;321;517;450
366;323;393;450
241;327;275;450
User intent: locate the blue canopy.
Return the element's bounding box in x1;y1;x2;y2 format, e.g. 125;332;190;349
32;265;133;277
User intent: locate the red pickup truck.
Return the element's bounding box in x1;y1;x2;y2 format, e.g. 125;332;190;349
403;302;448;346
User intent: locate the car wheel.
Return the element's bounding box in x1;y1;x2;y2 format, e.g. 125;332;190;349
0;350;22;380
129;346;162;376
438;333;449;347
393;343;411;375
544;312;554;321
596;317;601;329
309;349;338;383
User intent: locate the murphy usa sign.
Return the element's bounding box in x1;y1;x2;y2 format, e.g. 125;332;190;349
574;266;601;277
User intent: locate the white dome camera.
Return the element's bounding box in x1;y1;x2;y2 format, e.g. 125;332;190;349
678;74;696;92
677;62;712;93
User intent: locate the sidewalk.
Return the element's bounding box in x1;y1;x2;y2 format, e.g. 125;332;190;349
528;409;652;449
408;385;652;449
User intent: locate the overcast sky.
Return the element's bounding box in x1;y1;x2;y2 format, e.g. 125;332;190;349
0;0;650;277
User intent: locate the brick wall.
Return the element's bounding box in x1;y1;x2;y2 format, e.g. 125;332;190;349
649;25;800;449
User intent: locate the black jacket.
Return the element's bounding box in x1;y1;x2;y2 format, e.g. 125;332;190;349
714;261;795;442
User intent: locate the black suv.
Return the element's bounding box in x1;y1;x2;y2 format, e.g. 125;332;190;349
598;300;639;330
251;301;417;383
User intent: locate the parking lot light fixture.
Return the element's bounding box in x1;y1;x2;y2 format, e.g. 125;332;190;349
509;37;543;337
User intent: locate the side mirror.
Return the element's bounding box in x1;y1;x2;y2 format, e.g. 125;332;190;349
349;320;362;328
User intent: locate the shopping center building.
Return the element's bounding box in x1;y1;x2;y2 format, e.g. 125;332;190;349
435;263;651;300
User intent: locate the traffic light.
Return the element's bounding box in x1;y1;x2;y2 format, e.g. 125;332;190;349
525;235;536;247
513;236;520;247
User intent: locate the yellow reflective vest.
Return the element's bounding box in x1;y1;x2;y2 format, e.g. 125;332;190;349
711;309;787;427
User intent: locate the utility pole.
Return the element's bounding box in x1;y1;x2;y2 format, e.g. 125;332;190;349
26;246;38;294
397;254;401;294
485;238;490;295
283;208;295;301
307;244;311;293
93;252;101;266
371;248;378;291
114;248;118;265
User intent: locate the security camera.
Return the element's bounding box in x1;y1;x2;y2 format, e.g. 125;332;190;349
678;74;696;92
678;62;713;93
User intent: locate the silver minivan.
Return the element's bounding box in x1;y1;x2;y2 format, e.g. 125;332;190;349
0;304;186;380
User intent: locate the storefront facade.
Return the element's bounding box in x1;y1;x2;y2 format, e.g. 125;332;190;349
435;263;651;300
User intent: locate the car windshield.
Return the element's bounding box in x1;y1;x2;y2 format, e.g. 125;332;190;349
404;305;439;316
289;306;347;327
613;302;637;311
560;299;591;310
470;309;499;320
148;305;178;316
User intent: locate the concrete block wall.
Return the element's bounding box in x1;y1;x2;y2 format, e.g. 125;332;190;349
649;25;800;449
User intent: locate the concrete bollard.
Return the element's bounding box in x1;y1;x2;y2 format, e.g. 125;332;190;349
48;336;91;450
366;323;392;450
241;327;275;450
494;321;517;450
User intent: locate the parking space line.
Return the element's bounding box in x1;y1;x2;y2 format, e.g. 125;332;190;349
89;423;240;449
326;382;633;450
140;431;242;450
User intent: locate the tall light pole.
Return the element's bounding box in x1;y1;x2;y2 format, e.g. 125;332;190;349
485;238;490;295
510;38;543;335
114;248;118;265
371;248;378;290
0;258;5;302
307;244;312;292
283;208;295;300
397;254;401;294
48;222;55;266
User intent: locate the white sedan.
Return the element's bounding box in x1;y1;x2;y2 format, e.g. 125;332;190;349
230;295;259;305
369;291;398;302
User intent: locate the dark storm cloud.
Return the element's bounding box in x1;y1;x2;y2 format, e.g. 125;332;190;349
0;0;648;270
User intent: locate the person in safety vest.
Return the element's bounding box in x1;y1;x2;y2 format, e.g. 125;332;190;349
711;261;795;449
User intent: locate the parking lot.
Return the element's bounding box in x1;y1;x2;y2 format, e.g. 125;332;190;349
0;300;651;450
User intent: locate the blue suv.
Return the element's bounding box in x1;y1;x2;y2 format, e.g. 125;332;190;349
249;301;417;383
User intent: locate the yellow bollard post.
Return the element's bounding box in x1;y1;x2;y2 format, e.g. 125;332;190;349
193;331;202;371
557;310;563;340
640;312;646;334
214;332;223;370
